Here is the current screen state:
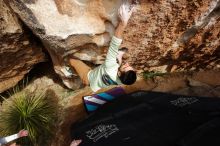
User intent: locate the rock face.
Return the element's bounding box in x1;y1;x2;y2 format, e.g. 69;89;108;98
124;0;220;73
7;0;220;90
7;0;123;89
0;0;45;93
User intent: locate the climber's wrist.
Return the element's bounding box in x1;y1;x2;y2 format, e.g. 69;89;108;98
118;21;127;29
115;22;126;39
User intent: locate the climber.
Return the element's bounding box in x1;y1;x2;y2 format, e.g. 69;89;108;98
68;1;137;92
0;129;28;146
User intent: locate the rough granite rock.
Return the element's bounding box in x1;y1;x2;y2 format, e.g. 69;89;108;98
7;0;220;90
124;0;220;73
0;0;45;93
8;0;124;89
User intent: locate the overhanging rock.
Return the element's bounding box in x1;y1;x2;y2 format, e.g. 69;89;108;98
8;0;123;89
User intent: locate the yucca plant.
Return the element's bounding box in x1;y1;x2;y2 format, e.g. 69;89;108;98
0;91;58;146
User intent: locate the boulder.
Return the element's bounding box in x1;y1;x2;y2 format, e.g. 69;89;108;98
0;0;45;93
124;0;220;73
7;0;220;90
8;0;123;89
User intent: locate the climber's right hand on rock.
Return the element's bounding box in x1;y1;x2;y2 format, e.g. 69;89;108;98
118;1;135;26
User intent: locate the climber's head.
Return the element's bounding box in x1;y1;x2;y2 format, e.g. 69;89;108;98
118;63;137;85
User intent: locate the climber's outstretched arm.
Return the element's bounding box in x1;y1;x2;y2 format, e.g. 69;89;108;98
0;130;28;145
104;2;135;68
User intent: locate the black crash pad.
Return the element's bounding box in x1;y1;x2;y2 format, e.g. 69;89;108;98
71;91;220;146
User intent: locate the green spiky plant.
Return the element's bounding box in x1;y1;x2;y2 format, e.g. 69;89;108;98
142;71;167;79
0;90;58;146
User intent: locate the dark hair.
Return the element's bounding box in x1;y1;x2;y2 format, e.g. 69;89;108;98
119;47;128;52
119;70;137;85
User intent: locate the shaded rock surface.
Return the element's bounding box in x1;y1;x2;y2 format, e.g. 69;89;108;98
0;0;45;93
5;62;218;146
7;0;220;90
56;69;220;146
